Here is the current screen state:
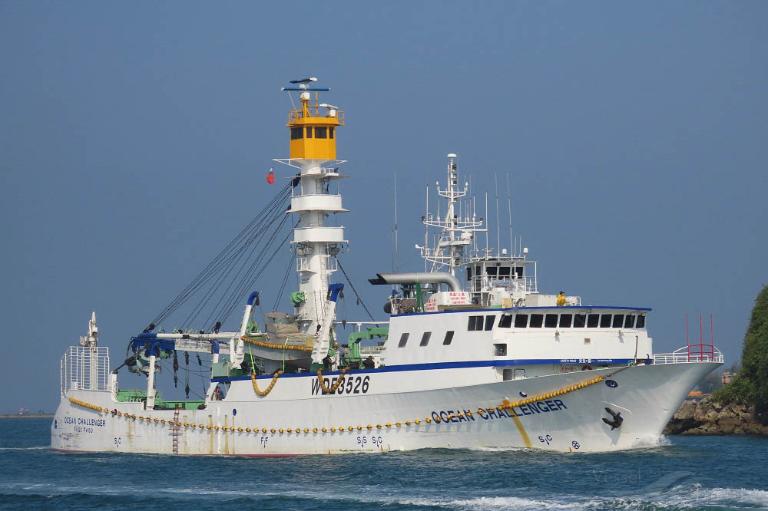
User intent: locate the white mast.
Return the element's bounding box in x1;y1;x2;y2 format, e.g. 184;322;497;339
420;154;484;275
275;78;346;366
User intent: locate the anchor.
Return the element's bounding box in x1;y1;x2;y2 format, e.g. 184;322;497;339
602;407;624;430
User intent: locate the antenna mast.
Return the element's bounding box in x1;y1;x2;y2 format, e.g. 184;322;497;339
392;173;399;272
420;154;484;275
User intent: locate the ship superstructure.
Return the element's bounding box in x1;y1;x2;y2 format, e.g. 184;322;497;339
52;79;723;455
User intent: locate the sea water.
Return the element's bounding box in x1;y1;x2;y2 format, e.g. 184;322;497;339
1;418;766;511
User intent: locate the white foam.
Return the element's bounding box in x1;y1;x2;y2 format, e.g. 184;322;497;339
661;485;768;508
159;486;582;509
405;485;768;510
469;446;533;453
427;495;591;510
0;482;140;497
3;479;767;510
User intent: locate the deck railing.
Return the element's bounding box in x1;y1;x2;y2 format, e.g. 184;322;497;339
653;346;724;365
60;346;110;394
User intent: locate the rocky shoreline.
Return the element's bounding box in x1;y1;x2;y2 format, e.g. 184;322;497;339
665;397;768;436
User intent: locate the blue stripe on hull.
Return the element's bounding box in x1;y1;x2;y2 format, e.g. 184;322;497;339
393;305;652;318
214;358;637;382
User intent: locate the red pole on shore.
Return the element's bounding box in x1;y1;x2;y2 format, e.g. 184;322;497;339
699;313;704;362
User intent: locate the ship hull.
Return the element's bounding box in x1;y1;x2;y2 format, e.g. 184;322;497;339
51;361;717;455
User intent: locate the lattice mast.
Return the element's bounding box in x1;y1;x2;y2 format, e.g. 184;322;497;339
276;77;347;364
421;154;484;276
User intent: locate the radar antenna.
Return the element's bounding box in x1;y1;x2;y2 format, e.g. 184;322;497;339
282;76;330;92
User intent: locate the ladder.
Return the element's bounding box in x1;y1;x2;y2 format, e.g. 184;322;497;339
171;405;181;455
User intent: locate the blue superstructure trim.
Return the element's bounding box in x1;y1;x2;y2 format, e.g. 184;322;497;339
393;305;652;318
213;357;637;383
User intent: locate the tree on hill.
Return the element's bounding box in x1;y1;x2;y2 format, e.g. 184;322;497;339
715;284;768;424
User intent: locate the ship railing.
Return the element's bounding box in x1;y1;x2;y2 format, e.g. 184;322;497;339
360;345;386;355
288;108;345;124
333;320;388;330
470;275;538;294
60;346;111;395
653;346;724;365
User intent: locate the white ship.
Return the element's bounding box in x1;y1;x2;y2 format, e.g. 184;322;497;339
52;79;723;454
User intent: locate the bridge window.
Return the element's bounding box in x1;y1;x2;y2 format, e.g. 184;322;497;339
600;314;612;328
443;331;455;345
468;315;483;331
499;314;513;328
315;127;328;139
587;314;600;328
484;315;495;331
486;266;498;276
329;127;335;139
574;314;586;328
420;332;432;346
305;126;313;138
398;333;409;347
529;314;544;328
545;314;558;328
624;315;636;329
290;127;303;140
494;344;507;356
612;314;625;328
499;267;511;277
515;314;528;328
637;315;646;328
559;314;572;328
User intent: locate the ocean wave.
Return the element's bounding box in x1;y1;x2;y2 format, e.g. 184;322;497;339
658;485;768;508
405;486;768;510
126;487;598;509
0;446;48;451
163;484;768;510
404;495;589;510
2;481;767;510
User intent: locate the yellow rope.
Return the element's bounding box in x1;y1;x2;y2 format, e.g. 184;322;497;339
67;370;612;435
316;368;347;394
250;370;283;397
68;397;107;413
241;336;313;353
499;375;606;412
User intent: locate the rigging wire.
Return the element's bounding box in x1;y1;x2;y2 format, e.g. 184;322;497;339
272;249;297;311
215;214;292;326
181;188;291;327
148;181;293;328
219;227;294;324
335;258;376;321
188;201;290;330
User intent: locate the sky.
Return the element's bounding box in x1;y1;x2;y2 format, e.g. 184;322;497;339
1;1;767;412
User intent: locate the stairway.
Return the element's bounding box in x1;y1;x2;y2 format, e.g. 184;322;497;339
171;406;181;455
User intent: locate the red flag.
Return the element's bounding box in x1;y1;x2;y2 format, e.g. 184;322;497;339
266;169;275;185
